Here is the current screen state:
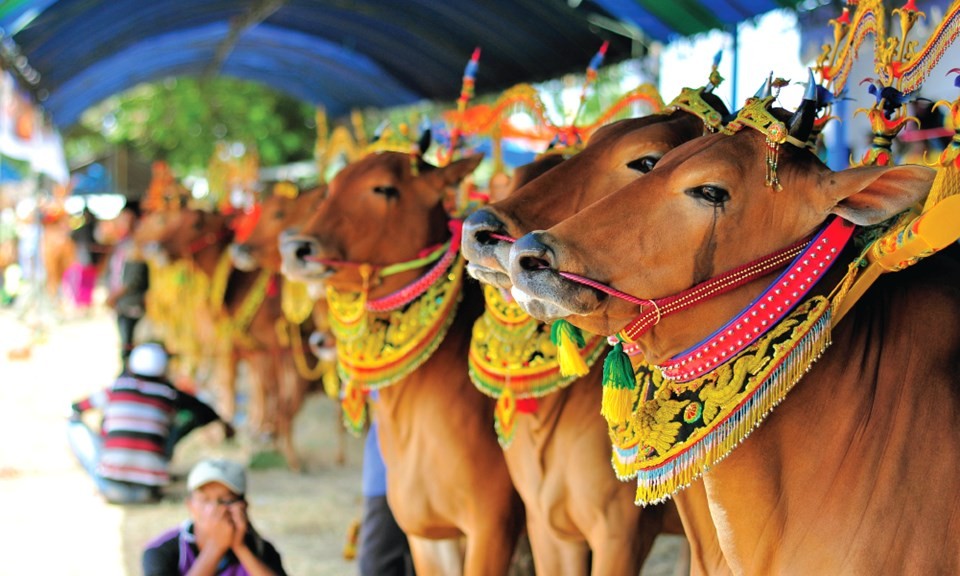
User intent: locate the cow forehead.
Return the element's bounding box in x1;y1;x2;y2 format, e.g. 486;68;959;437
519;115;698;188
335;152;408;186
587;113;673;145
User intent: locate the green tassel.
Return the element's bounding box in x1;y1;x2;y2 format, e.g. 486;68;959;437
550;319;589;377
601;342;636;424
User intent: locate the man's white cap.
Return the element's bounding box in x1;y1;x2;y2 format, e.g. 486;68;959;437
187;458;247;495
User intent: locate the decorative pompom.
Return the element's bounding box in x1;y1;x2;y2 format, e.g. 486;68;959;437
550;319;589;377
600;342;636;424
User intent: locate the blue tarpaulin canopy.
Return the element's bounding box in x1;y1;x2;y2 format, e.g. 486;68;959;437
0;0;806;128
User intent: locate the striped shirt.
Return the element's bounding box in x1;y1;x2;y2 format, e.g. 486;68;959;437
73;375;221;486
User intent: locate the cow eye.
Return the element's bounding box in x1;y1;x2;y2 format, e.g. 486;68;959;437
626;155;659;174
373;185;399;198
686;185;730;205
273;211;285;219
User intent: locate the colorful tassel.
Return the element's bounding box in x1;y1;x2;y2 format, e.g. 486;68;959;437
550;319;589;377
323;366;340;399
494;388;517;448
601;342;636;425
340;380;368;437
343;518;360;560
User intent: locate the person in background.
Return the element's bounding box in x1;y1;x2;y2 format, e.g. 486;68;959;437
65;206;104;311
105;202;148;364
357;416;415;576
142;458;287;576
67;342;234;504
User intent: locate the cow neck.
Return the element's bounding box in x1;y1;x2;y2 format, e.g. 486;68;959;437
188;232;230;279
188;227;229;257
612;295;836;505
468;283;606;448
326;220;465;390
652;216;856;382
602;218;860;506
208;249;273;347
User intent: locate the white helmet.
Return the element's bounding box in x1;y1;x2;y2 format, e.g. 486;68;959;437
128;343;169;377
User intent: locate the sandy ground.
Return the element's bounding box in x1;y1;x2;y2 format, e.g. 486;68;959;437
0;297;683;576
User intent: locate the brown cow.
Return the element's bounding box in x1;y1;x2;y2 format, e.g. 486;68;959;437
462;157;678;575
150;208;309;471
506;100;960;573
280;152;524;575
39;206;76;306
229;185;347;467
462;103;731;576
134;208;227;390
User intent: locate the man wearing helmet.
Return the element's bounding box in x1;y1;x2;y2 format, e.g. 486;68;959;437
67;342;234;504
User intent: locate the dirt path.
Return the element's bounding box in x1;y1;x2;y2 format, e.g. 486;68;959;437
0;305;682;575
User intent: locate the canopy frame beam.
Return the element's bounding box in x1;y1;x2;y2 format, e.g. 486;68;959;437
204;0;286;77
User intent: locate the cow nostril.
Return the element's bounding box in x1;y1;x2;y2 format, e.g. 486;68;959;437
519;255;551;272
474;230;500;246
465;210;509;246
294;243;313;260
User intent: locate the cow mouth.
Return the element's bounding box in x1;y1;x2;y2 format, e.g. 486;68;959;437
141;243;169;267
229;245;258;272
462;209;515;289
308;331;337;363
509;264;606;322
466;262;513;290
279;236;335;284
507;231;607;322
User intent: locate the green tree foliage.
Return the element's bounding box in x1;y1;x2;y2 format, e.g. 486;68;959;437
66;76;317;174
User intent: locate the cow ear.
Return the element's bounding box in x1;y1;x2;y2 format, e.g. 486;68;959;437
828;164;934;226
423;154;483;204
437;154;483;186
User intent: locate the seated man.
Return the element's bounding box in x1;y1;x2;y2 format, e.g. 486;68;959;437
142;458;287;576
67;342;233;504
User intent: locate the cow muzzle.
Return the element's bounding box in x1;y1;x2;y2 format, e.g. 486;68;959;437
229;243;257;272
279;235;332;282
508;231;605;321
462;207;514;289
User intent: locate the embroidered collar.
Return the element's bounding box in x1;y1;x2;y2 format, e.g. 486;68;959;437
468;284;606;447
328;253;465;390
610;295;834;504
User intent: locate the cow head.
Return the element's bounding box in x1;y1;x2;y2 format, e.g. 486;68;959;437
133;210;177;265
462;100;727;291
154;208;233;263
230;185;326;272
280;151;482;294
507;104;934;364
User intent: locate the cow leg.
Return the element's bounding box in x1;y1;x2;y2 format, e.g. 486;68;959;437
217;348;238;424
275;354;303;472
587;502;664;576
462;515;523;576
673;482;730;576
525;507;589;576
246;353;271;437
408;536;464;576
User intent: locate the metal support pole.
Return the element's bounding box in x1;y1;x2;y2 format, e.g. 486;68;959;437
730;24;739;109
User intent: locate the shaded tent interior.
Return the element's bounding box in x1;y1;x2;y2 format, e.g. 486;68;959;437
69;147;152;200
